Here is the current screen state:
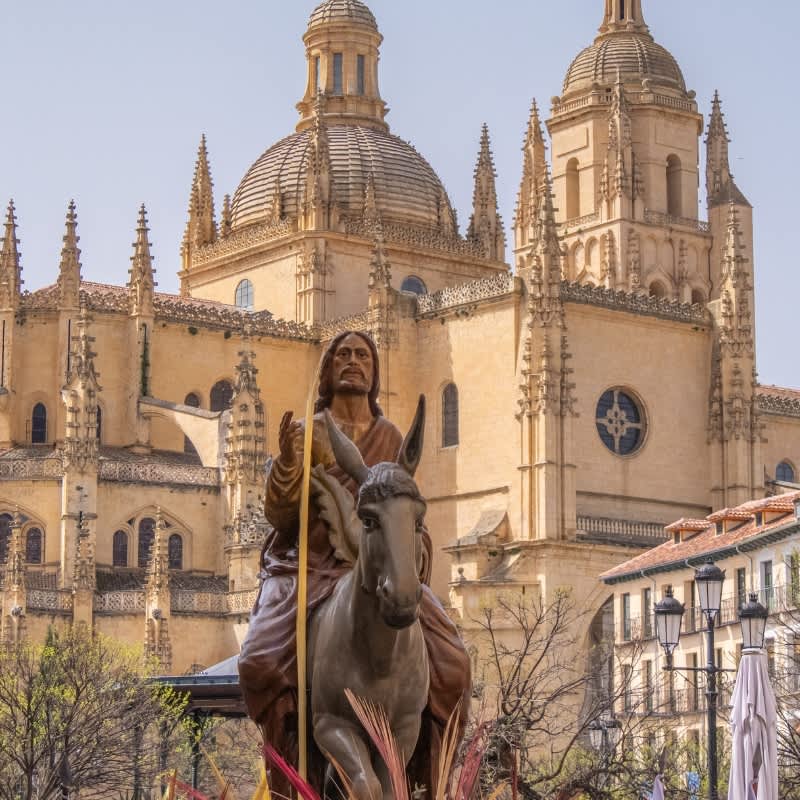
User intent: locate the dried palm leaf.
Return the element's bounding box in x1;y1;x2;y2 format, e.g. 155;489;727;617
345;689;409;800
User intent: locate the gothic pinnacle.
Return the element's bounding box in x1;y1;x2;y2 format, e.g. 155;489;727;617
0;199;22;307
515;99;548;253
706;92;749;208
185;134;217;253
1;200;21;272
58;200;82;307
468;123;505;261
129;204;157;315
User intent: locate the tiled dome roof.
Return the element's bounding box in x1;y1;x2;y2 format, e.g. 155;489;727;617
563;33;686;96
231;125;453;231
308;0;378;31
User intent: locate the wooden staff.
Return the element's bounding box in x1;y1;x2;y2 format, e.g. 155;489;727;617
296;363;320;782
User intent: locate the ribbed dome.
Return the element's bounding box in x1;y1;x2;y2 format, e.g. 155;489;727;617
308;0;378;31
231;125;453;231
563;33;686;96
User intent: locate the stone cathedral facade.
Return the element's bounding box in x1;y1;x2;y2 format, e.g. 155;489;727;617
1;0;798;676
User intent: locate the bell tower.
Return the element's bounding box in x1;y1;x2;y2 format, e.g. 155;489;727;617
529;0;712;302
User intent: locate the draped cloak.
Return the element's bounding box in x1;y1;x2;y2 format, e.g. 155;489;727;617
238;413;471;796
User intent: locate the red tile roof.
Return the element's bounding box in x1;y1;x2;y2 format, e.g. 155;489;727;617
601;491;800;582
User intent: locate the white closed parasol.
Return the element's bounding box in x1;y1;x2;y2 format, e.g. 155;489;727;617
728;649;778;800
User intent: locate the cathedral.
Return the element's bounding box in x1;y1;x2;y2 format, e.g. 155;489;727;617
1;0;798;677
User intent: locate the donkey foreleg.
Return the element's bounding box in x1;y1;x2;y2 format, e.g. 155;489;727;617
314;714;381;800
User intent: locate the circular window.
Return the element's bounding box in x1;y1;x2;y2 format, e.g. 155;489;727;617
595;388;646;456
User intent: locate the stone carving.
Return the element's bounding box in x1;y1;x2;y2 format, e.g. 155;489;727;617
552;89;696;118
0;457;63;481
171;590;227;615
345;218;483;258
757;392;800;418
93;590;147;614
644;209;710;234
192;218;294;266
57;201;82;309
27;589;73;613
577;515;668;542
227;588;259;615
99;460;219;488
416;273;515;316
0;200;22;311
561;281;708;324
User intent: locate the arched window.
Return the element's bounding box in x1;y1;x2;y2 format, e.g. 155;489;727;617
168;534;183;570
184;393;201;456
0;514;11;563
113;530;128;567
96;406;102;443
691;289;706;306
25;528;42;564
666;155;682;217
776;461;796;483
31;403;47;444
649;281;667;299
333;52;343;95
400;276;427;296
138;517;156;568
234;279;254;310
442;383;459;448
566;158;580;220
210;380;234;413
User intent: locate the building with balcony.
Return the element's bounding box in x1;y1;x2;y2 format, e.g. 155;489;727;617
601;492;800;743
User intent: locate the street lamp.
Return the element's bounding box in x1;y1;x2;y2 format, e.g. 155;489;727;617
654;587;685;663
589;717;622;789
739;592;769;651
655;559;726;800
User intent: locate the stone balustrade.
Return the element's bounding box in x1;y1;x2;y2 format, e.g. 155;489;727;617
94;590;146;614
99;460;220;488
577;515;669;542
644;209;710;233
27;589;73;613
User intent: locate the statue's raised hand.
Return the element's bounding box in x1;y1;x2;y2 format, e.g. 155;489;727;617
278;410;304;467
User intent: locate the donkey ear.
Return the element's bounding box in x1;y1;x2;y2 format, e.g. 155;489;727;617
323;410;370;486
397;395;425;477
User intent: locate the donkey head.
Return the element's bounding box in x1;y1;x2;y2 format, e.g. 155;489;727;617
324;395;427;629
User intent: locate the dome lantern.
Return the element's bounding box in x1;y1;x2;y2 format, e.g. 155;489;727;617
600;0;648;34
297;0;388;132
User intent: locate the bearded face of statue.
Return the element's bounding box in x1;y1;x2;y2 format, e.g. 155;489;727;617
331;333;374;397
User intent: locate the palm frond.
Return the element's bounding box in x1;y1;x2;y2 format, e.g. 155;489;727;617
345;689;408;800
262;743;322;800
434;702;463;800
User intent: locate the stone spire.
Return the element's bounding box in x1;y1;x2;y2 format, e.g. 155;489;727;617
62;309;101;472
182;135;217;266
220;194;233;238
601;72;641;211
705;92;749;208
4;510;25;591
301;94;337;231
0;201;22;310
467;124;506;262
145;509;172;671
718;201;753;359
363;171;380;227
128;205;157;317
146;510;170;594
599;0;648;34
368;228;392;300
224;341;267;487
57;201;82;309
514;100;547;254
72;512;96;592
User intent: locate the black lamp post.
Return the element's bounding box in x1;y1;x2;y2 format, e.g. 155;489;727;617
588;717;622;788
655;559;725;800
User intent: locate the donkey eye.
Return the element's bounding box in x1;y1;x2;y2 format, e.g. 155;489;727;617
415;519;425;533
362;517;379;532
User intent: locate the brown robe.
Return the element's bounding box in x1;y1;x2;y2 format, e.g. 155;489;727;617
238;413;471;796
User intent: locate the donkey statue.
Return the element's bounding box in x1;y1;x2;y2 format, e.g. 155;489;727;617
308;396;430;800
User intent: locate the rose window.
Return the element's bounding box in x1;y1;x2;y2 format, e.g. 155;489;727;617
595;388;645;456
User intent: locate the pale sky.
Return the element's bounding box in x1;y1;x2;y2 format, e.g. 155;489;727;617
1;0;797;386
